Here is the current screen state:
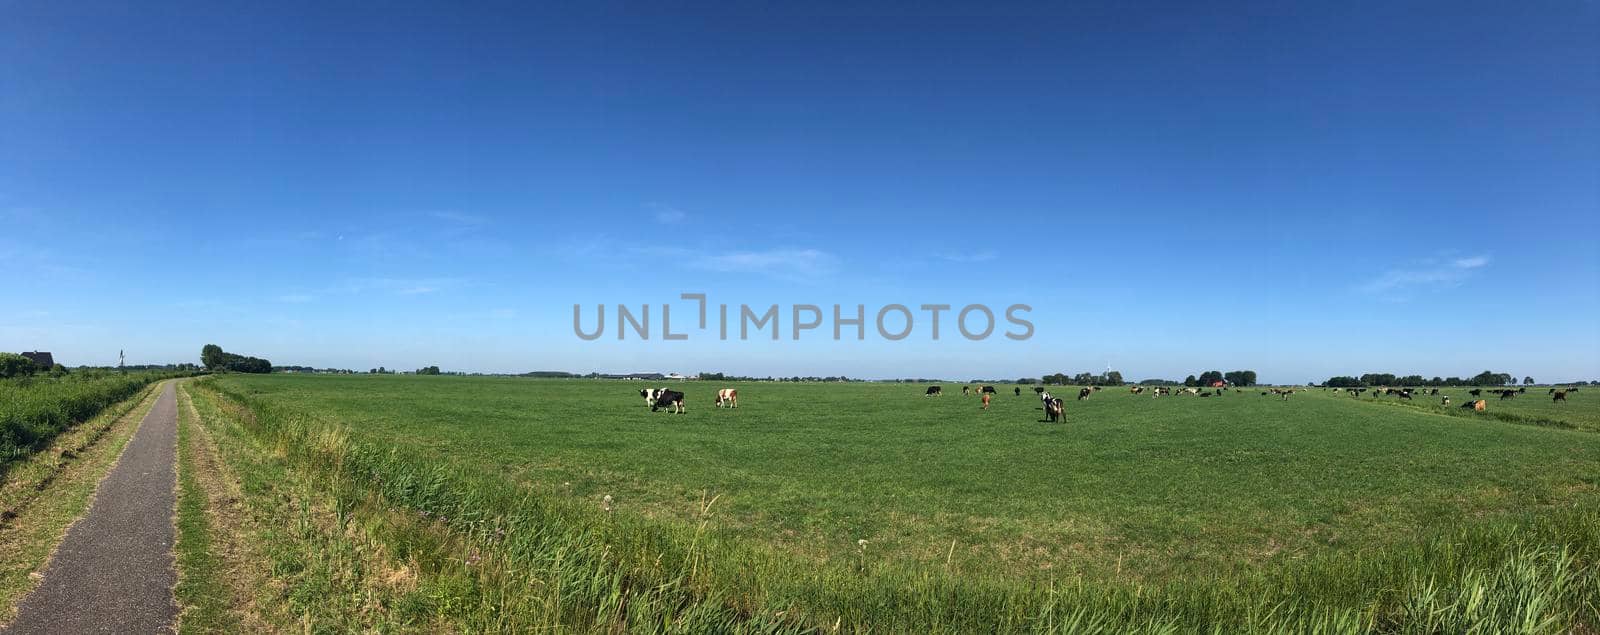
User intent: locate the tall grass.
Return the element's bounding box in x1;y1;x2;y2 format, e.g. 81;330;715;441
0;371;195;469
196;379;1598;633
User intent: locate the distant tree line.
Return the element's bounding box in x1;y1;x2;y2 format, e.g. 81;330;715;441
1041;371;1125;386
0;353;67;379
415;366;442;375
1323;370;1517;388
200;344;271;374
272;366;357;374
697;373;858;382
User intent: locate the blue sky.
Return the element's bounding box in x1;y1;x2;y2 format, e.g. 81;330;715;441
3;1;1597;382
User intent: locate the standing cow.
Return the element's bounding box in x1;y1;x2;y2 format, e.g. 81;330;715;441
714;388;738;408
651;389;686;414
1077;387;1092;400
1042;393;1064;422
639;388;668;407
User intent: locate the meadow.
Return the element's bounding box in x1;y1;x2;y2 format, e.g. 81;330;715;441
188;374;1600;631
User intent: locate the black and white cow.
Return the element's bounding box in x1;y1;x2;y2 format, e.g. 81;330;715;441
980;385;997;395
651;389;686;414
639;387;668;407
1040;392;1064;422
925;386;943;397
1077;387;1092;400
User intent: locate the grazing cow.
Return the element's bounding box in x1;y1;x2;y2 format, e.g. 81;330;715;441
1430;389;1439;396
1130;387;1144;395
1469;389;1482;397
1398;390;1413;400
651;389;686;414
981;393;992;409
1092;386;1102;392
962;386;971;396
1518;387;1526;394
981;385;997;395
639;387;668;407
1441;396;1451;406
1549;388;1557;394
1499;389;1517;400
1181;387;1200;396
925;386;943;397
714;388;738;408
1261;391;1269;396
1034;386;1046;394
1553;390;1569;403
1077;387;1092;400
1200;392;1213;398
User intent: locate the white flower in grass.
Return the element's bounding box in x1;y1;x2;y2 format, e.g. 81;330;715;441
601;494;614;512
857;539;868;550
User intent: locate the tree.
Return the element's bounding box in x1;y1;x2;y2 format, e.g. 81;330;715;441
416;366;442;375
1196;370;1223;386
201;344;225;370
1524;376;1535;385
1326;376;1362;388
0;353;38;379
200;344;271;374
1224;370;1258;387
1184;375;1198;387
1470;370;1511;386
1103;371;1124;386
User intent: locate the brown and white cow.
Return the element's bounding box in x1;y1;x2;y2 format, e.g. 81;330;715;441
714;388;739;408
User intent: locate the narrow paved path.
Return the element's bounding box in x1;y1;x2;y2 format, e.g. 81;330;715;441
5;381;179;634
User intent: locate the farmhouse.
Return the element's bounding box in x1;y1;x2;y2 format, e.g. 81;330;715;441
21;351;54;368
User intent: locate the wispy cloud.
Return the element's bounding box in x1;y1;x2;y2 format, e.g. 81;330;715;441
646;202;687;224
1359;255;1491;298
430;211;489;227
337;277;469;296
631;246;840;281
940;250;998;264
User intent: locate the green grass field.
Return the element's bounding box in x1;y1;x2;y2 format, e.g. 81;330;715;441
194;374;1599;630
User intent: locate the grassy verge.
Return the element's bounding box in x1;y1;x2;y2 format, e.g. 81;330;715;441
173;381;236;633
189;379;1599;633
1;371;198;471
0;380;164;618
183;378;475;631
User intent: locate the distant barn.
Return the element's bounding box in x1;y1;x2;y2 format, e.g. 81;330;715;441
21;351;54;368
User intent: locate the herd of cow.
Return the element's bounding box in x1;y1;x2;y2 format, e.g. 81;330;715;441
639;383;1578;418
1330;385;1577;406
638;387;739;413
